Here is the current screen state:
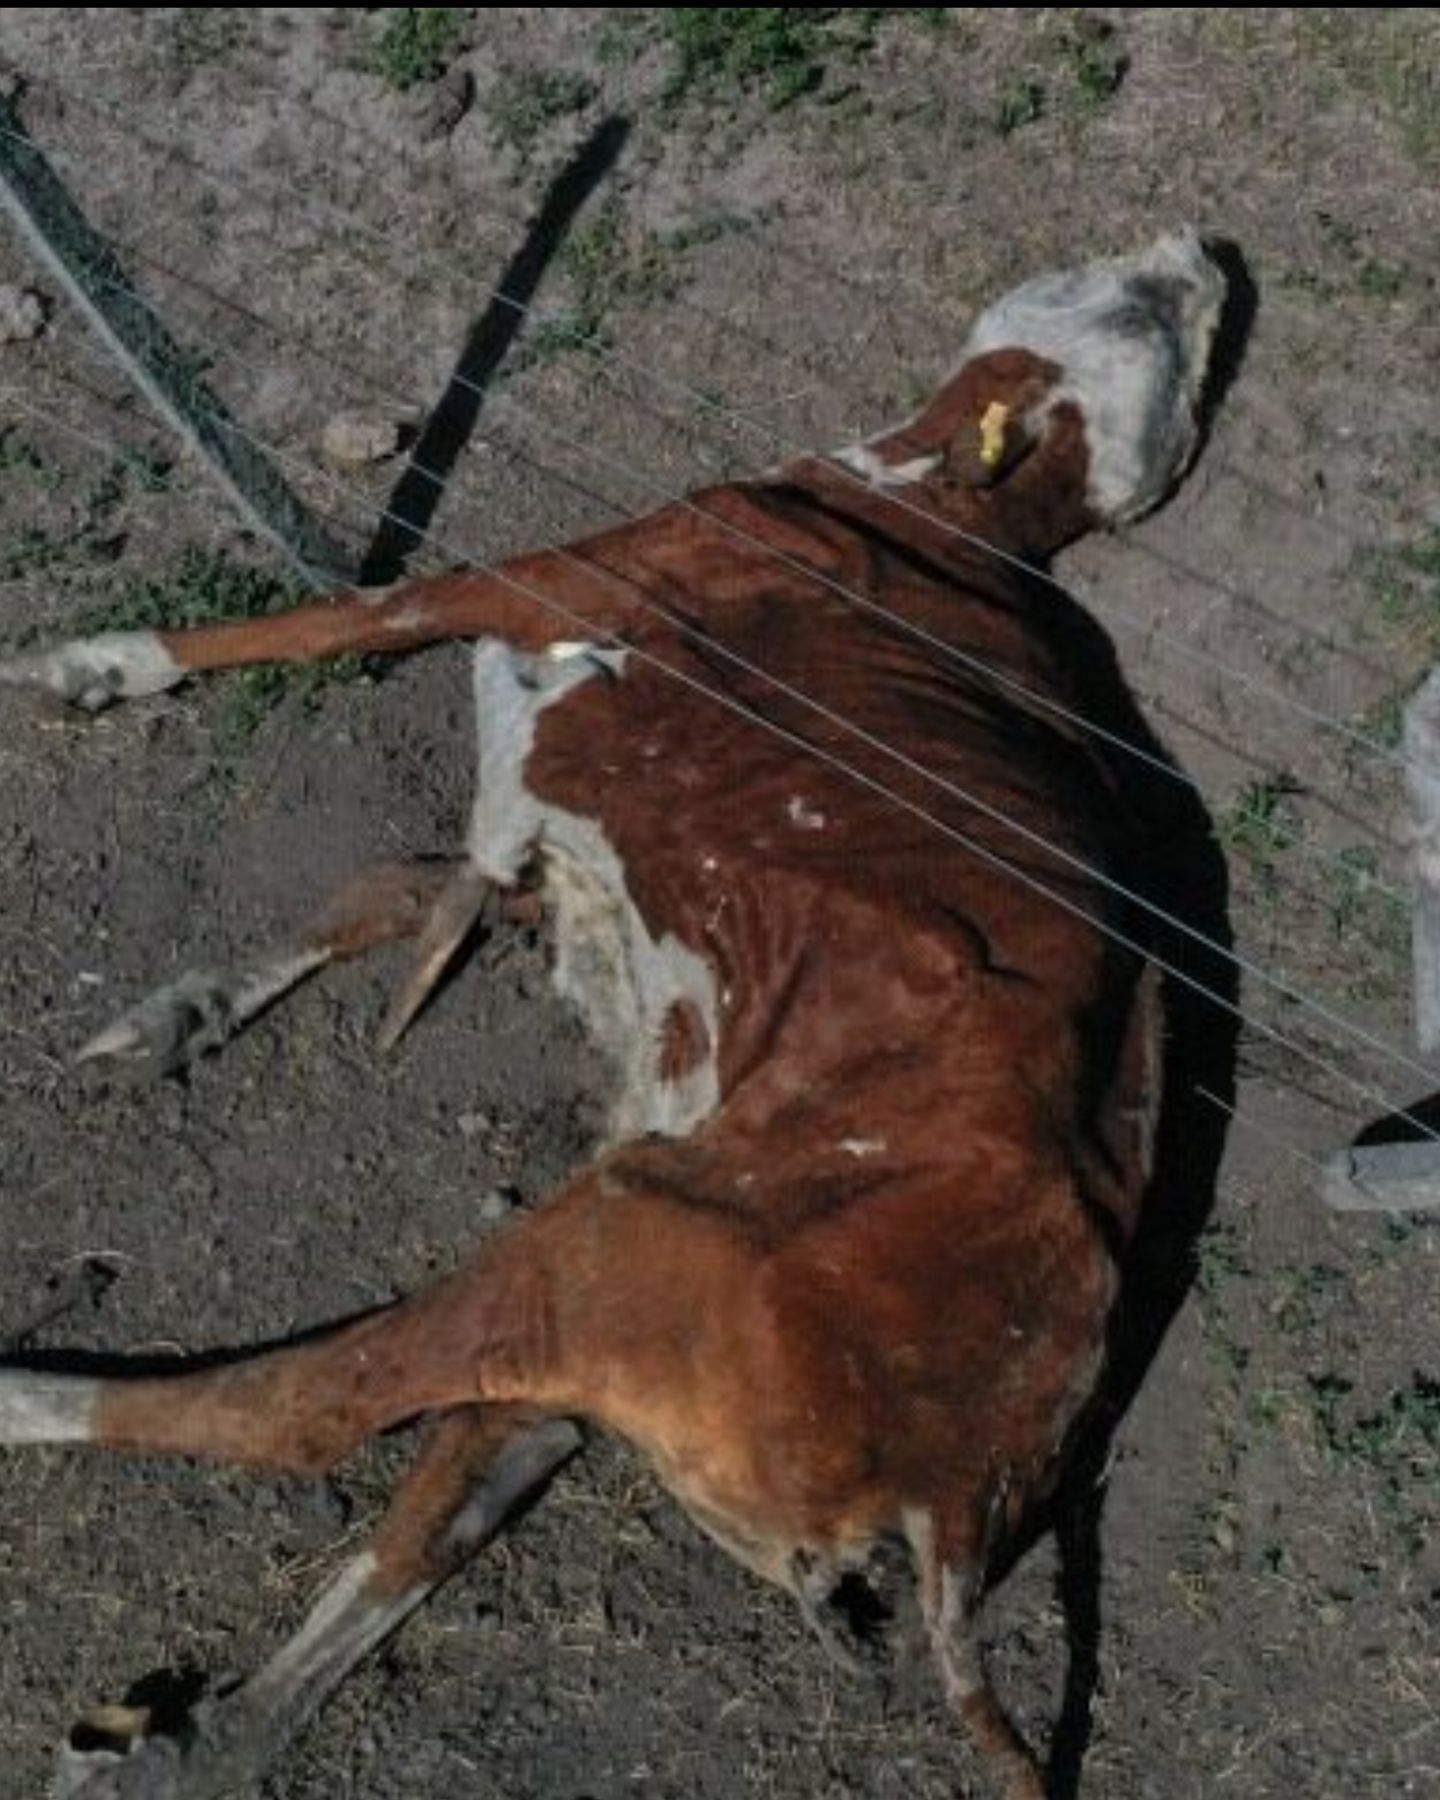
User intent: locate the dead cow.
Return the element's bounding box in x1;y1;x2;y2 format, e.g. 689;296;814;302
0;230;1225;1799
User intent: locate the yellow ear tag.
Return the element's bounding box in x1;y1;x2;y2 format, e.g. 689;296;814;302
978;401;1011;471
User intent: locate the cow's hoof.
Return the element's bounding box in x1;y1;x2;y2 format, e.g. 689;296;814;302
76;972;237;1076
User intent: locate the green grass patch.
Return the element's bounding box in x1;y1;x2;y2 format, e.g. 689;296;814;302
652;8;948;110
518;203;756;365
79;547;374;748
1356;527;1440;647
0;525;68;583
77;546;298;636
0;448;172;581
0;427;48;481
83;450;173;522
1217;774;1305;890
1195;1218;1251;1299
487;64;597;169
369;9;468;91
1269;1262;1349;1335
1300;10;1440;165
1309;1369;1440;1548
556;203;682;349
994;75;1047;136
1325;844;1410;965
1316;210;1415;299
988;15;1128;139
1056;14;1128;113
1350;686;1409;754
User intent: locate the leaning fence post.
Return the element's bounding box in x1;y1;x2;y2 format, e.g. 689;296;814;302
1321;668;1440;1213
1405;668;1440;1056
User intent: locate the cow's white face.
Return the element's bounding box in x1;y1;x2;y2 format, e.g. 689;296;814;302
961;228;1225;524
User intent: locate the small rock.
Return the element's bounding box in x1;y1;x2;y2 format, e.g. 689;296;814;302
478;1185;519;1223
319;410;404;468
0;284;47;344
457;1109;490;1139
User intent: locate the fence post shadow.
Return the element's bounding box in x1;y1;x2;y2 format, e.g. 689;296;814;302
359;113;630;588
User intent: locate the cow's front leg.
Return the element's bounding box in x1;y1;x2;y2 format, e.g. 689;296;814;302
55;1407;580;1800
2;556;644;715
74;858;483;1074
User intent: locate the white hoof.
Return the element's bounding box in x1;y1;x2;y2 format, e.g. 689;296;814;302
0;632;182;711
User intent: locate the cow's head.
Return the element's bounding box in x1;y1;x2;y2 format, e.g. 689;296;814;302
839;229;1225;553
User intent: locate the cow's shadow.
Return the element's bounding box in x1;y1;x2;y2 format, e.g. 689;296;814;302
1041;688;1239;1799
1026;241;1255;1800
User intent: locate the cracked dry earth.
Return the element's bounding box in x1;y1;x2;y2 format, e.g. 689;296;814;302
0;9;1438;1799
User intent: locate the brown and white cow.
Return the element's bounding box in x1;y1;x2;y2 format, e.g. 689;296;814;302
0;229;1225;1800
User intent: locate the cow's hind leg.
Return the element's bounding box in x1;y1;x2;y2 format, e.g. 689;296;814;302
55;1404;580;1800
76;857;492;1073
0;1257;582;1794
908;1508;1047;1800
0;1207;579;1473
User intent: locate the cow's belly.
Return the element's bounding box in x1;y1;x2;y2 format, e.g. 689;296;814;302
465;637;720;1145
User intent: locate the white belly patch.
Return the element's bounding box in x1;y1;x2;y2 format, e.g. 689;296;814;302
467;638;720;1145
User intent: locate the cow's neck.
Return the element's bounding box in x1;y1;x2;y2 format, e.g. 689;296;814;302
800;417;1094;572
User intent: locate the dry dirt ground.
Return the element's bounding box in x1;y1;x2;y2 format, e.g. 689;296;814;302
0;9;1437;1798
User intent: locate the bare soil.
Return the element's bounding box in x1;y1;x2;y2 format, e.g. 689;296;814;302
0;10;1437;1798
